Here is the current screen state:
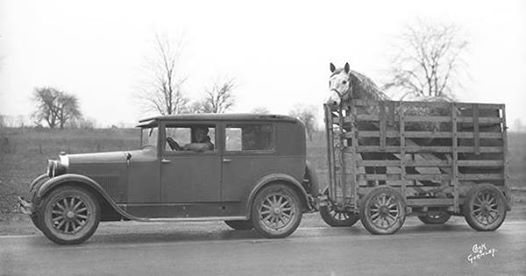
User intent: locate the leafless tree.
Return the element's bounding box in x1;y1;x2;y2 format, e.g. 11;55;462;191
384;20;468;98
289;104;317;141
138;33;189;115
196;78;236;113
251;107;270;114
31;87;81;129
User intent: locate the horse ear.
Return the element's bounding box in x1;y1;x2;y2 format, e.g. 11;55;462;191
330;63;336;73
344;62;350;74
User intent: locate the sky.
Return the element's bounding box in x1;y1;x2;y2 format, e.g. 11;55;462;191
0;0;525;129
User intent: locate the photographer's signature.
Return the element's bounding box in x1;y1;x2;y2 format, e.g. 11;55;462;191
467;243;497;264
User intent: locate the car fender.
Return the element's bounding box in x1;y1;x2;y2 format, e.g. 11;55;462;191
36;174;130;219
246;173;311;216
305;161;321;196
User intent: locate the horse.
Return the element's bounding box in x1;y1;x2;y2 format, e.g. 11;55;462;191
328;62;456;186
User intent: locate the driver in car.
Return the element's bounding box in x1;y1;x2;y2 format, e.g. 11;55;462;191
167;126;214;152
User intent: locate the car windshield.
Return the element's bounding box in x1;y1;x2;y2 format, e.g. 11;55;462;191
141;127;158;148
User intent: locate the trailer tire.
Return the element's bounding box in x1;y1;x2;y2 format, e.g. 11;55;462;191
319;189;360;227
463;184;506;231
417;211;451;225
360;187;406;235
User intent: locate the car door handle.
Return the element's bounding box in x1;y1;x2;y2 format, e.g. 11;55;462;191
222;158;232;163
161;159;171;164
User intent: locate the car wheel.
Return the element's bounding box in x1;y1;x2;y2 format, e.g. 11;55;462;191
463;184;506;231
38;186;100;245
251;184;303;238
360;187;406;235
417;211;451;225
320;189;360;227
225;220;253;230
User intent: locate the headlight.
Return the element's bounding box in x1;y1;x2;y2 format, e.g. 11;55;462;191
46;160;57;178
46;157;68;178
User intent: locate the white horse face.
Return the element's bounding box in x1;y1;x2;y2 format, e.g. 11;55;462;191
328;62;351;103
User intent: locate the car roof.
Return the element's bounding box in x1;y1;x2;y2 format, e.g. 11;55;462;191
138;113;300;124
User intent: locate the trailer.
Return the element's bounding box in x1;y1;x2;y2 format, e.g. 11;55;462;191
320;99;511;234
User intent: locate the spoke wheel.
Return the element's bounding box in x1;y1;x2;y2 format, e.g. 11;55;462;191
463;184;506;231
38;186;100;245
418;210;451;225
225;220;253;230
360;187;406;235
251;184;302;238
320;189;359;227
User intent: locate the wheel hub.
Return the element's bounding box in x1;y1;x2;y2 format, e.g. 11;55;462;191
65;210;75;219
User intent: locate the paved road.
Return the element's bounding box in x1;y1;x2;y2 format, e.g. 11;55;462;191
1;217;525;275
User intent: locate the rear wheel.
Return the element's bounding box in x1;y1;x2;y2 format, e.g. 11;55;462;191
418;210;451;225
224;220;253;230
251;184;302;238
38;186;100;245
360;187;406;235
320;189;359;227
463;184;507;231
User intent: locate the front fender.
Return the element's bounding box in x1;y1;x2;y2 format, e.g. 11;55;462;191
246;173;311;216
35;174;130;219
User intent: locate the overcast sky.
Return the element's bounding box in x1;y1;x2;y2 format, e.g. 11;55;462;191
0;0;525;129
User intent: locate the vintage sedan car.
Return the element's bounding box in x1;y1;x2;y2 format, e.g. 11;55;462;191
18;114;320;244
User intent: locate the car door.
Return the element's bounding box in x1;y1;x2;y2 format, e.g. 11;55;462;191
160;122;221;203
221;123;277;204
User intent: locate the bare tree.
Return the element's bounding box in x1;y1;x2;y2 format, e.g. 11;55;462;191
197;78;236;113
32;87;81;129
138;33;189;115
384;20;468;98
289;104;317;141
251;107;270;114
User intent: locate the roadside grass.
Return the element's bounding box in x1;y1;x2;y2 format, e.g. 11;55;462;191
1;128;525;219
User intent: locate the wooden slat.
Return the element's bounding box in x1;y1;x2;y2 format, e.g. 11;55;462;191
356;174;452;181
457;117;502;123
356;131;502;139
451;102;459;212
356;160;451;166
457;160;504;166
406;198;454;207
351;146;503;153
458;174;504;181
473;104;480;154
379;102;386;150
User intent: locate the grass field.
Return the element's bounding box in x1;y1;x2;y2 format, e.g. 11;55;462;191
1;127;525;219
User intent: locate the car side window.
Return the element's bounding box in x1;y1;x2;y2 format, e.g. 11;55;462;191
165;125;216;153
225;124;274;152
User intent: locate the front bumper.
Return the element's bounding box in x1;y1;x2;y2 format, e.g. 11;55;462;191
17;196;33;215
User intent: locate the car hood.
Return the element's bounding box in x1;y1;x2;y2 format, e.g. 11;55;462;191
66;150;131;165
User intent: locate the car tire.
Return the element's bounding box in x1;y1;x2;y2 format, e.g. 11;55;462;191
360;187;406;235
320;189;360;227
224;220;253;230
417;211;451;225
463;184;507;231
37;185;100;245
251;183;302;239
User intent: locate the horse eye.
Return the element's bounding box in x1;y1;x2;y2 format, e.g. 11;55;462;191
342;80;347;84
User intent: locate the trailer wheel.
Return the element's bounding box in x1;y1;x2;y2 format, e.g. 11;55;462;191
38;186;100;245
463;184;506;231
417;210;451;225
360;187;406;235
251;184;302;238
319;189;360;227
224;220;253;230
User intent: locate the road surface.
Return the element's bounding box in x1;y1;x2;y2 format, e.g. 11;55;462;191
1;216;525;275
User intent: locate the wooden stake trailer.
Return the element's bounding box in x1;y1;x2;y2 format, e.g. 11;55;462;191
320;100;511;234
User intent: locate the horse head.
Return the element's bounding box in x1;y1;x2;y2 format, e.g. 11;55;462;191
329;62;352;104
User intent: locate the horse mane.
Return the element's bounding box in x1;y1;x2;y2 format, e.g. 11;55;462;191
346;70;390;101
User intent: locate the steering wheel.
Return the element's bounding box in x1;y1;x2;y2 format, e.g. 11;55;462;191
166;137;182;151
